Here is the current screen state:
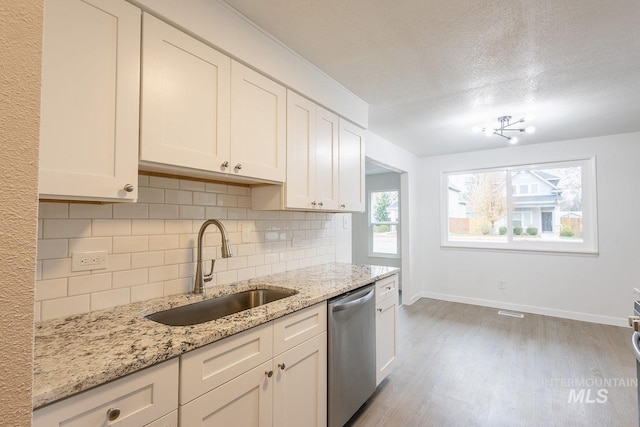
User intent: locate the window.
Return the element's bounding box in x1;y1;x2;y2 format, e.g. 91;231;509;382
369;190;400;257
442;158;597;254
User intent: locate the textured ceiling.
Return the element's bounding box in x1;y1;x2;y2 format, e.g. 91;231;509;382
222;0;640;157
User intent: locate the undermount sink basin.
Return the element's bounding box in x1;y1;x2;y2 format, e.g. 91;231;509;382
145;288;298;326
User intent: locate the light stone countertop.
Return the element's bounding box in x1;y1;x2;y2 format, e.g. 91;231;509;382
33;263;399;409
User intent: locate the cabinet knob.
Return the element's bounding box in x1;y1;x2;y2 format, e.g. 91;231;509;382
221;161;229;169
235;163;242;170
106;407;121;421
317;202;323;207
311;201;317;207
265;370;273;378
387;286;392;291
377;308;383;313
340;204;346;209
123;184;134;193
278;363;286;371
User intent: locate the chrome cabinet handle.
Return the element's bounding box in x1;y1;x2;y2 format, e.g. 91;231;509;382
106;407;121;421
265;370;273;378
123;184;134;193
235;163;242;170
278;363;286;370
221;161;229;169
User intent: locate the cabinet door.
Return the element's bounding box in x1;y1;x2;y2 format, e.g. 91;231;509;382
376;293;399;386
315;107;340;210
231;61;286;182
180;361;273;427
140;13;231;172
285;91;316;209
338;119;365;211
273;333;327;427
145;410;177;427
39;0;140;201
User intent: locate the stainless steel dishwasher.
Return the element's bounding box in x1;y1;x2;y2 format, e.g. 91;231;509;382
327;284;376;427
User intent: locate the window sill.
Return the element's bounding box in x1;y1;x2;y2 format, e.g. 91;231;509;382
440;242;598;257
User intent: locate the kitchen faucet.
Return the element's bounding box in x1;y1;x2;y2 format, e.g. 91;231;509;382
194;219;233;295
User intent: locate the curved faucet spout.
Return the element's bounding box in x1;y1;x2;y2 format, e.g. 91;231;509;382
194;219;233;295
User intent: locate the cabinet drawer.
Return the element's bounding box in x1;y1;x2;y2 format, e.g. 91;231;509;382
273;302;327;355
33;358;178;427
375;274;399;303
180;322;273;404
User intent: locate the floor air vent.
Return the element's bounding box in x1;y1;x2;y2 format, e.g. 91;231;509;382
498;310;524;318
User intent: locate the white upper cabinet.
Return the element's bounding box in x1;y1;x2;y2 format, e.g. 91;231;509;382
140;14;285;183
38;0;141;202
140;13;231;173
230;61;286;182
338;119;365;212
315;106;340;210
285;91;316;209
252;91;352;212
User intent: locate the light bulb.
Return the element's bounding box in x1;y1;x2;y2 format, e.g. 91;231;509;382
509;137;518;144
525;126;536;134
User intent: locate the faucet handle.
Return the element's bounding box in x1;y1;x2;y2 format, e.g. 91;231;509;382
203;259;215;282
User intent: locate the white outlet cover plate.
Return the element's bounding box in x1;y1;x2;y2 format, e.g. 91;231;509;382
72;251;108;272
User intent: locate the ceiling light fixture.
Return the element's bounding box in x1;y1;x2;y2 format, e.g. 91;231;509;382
474;115;535;145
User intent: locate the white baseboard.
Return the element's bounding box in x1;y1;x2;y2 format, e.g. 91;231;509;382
420;291;628;327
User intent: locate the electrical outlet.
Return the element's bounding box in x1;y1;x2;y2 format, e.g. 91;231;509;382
241;223;252;243
498;280;506;290
72;251;107;272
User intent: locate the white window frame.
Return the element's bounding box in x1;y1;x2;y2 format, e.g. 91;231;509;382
440;158;598;254
369;189;401;259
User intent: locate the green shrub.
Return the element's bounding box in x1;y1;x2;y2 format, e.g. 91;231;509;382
526;226;538;236
375;224;390;233
513;226;523;235
499;226;507;235
559;226;574;237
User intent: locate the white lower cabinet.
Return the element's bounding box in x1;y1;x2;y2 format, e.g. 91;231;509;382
179;303;327;426
273;332;327;427
375;274;400;385
33;358;179;427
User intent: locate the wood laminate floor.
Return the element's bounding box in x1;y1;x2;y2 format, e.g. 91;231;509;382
349;298;638;427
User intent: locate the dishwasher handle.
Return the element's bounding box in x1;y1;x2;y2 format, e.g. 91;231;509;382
633;332;640;363
330;288;374;313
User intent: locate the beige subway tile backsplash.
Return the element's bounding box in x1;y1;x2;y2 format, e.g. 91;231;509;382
35;176;341;321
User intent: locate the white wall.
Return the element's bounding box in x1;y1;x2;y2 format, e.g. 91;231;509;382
365;131;422;304
418;132;640;326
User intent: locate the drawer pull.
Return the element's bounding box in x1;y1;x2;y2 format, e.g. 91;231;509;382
278;363;286;371
265;370;273;378
377;308;383;312
123;184;134;193
386;286;392;291
106;407;121;421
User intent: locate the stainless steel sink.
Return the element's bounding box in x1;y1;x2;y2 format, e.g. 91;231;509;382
145;288;298;326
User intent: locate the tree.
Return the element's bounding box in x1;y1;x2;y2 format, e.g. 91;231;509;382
373;192;392;222
466;172;506;234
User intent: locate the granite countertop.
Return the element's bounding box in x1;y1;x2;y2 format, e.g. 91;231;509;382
33;262;399;409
